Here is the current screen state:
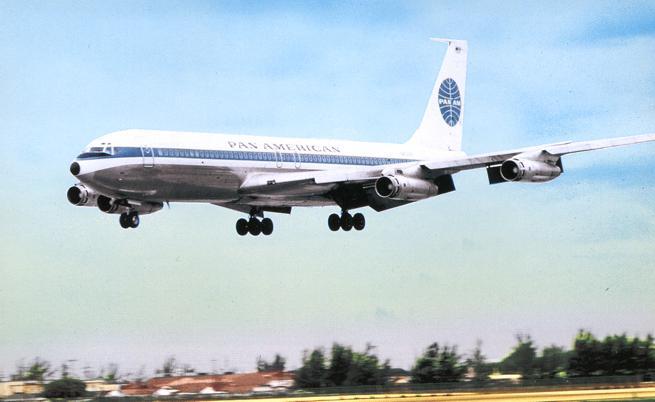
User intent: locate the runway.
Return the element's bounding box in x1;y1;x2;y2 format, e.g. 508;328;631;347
216;386;655;402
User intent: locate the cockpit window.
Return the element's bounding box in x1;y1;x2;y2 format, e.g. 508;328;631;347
78;143;113;159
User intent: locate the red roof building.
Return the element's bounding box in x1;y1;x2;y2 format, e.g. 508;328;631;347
121;371;294;396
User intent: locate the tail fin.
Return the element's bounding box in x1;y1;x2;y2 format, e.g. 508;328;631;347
406;38;467;151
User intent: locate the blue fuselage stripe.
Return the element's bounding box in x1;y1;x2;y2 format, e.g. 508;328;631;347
77;147;415;166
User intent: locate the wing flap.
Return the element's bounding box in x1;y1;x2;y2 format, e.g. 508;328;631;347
239;168;382;197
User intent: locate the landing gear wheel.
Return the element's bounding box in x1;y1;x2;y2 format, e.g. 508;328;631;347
328;213;341;231
341;212;353;231
353;213;365;231
261;218;274;235
248;218;262;236
119;213;130;229
128;212;140;228
236;218;249;236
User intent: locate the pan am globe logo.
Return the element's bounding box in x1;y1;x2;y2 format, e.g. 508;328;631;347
438;78;461;127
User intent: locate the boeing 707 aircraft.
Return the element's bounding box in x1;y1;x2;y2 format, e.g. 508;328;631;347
67;39;655;235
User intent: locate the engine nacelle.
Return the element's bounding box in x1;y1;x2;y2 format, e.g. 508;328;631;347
97;195;120;213
67;184;98;206
500;158;562;183
374;175;438;201
97;195;163;215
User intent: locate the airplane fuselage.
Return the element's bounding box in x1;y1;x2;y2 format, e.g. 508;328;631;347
73;129;463;207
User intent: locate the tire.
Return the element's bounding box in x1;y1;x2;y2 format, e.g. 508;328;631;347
248;218;261;236
119;213;130;229
328;213;341;231
353;213;365;231
341;213;353;231
129;213;140;228
236;218;249;236
261;218;274;235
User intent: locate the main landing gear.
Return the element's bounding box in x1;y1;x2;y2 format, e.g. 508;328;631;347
236;215;274;236
119;211;140;229
328;211;365;232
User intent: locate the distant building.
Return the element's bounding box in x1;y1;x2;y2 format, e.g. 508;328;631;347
0;379;120;398
121;371;294;396
84;379;121;393
488;373;522;383
0;381;44;397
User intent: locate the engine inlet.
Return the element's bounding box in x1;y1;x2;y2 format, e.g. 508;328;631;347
70;162;80;176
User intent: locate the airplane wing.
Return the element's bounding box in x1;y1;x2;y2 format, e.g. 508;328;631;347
232;133;655;212
422;133;655;174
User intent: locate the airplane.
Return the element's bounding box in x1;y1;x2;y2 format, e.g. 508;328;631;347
67;38;655;236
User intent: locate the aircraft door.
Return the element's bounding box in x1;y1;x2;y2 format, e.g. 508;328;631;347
294;152;301;169
141;146;155;167
275;151;282;168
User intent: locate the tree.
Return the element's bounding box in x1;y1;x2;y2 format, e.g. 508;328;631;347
101;363;120;382
295;349;327;388
466;340;492;381
569;332;655;376
326;343;353;386
634;334;655;373
60;362;70;379
344;344;390;386
157;356;177;376
568;330;602;376
499;334;537;377
411;343;464;383
257;354;286;372
13;358;51;381
43;378;86;398
536;345;568;378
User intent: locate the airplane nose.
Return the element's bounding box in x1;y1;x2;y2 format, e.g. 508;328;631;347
70;162;80;176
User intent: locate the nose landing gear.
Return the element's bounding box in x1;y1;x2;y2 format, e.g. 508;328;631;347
328;211;366;232
119;211;140;229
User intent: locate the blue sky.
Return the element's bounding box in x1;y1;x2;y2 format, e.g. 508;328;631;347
1;1;654;377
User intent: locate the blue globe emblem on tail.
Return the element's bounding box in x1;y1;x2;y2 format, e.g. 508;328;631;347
438;78;461;127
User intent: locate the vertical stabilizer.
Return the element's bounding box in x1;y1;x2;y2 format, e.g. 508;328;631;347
407;38;467;151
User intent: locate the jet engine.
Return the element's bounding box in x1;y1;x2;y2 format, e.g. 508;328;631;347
500;158;562;183
97;195;163;215
67;184;99;206
97;195;120;213
374;175;438;201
